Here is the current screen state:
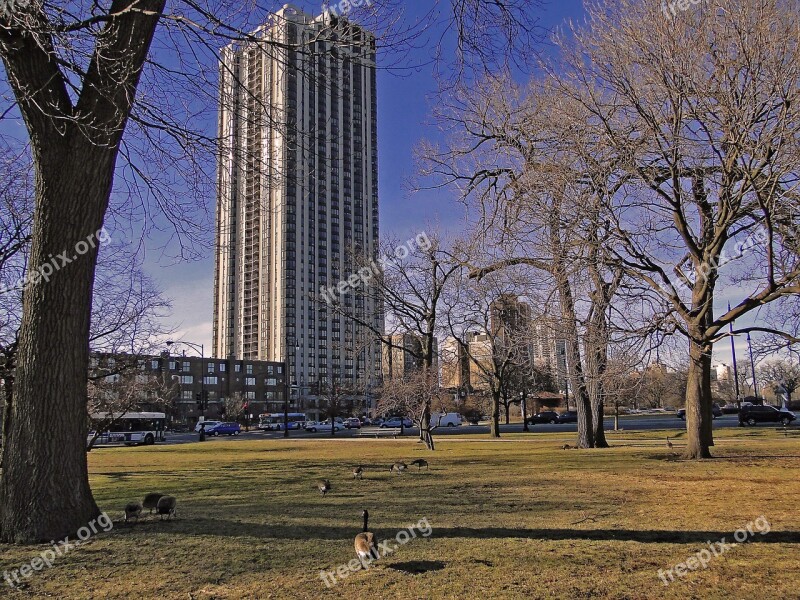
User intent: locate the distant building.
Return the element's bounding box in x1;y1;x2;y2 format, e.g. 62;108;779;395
213;5;382;394
382;334;438;379
89;352;286;426
440;336;470;391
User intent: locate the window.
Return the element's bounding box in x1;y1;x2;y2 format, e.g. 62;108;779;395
207;363;215;373
169;361;177;371
235;364;241;373
245;391;256;400
180;375;193;384
151;360;159;370
220;362;226;372
182;390;193;400
204;376;218;385
245;377;256;386
182;361;191;372
266;378;277;387
246;364;253;375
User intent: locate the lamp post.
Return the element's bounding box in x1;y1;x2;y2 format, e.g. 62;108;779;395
167;340;205;441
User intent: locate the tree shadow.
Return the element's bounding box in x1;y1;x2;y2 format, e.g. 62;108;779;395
114;518;800;545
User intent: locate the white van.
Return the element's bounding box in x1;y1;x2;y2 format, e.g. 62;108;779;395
432;412;462;427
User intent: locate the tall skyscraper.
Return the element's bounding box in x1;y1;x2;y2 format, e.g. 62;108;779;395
213;5;382;405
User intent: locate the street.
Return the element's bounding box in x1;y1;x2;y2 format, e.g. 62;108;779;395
154;414;746;445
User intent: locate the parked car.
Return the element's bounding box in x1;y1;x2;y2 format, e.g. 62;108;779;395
344;417;362;429
195;420;221;432
380;417;413;428
721;403;740;414
677;404;722;420
206;422;241;436
739;405;796;426
304;421;342;433
527;411;560;425
431;412;462;427
557;410;579;424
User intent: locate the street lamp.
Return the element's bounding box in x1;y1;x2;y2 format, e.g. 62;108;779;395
166;340;206;441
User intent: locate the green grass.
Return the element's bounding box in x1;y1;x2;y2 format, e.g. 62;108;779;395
1;428;798;599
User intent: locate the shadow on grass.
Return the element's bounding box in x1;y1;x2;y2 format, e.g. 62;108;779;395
119;518;800;545
387;560;446;574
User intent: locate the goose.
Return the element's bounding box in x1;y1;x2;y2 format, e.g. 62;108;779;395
124;502;142;523
562;443;572;450
156;495;177;520
143;493;165;514
389;462;407;474
318;479;332;496
354;510;379;565
352;466;363;479
409;459;428;470
666;437;673;449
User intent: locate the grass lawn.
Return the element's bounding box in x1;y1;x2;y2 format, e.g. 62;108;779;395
1;428;798;599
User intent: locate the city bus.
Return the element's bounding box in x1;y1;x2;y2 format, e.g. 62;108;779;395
87;411;166;448
258;413;307;431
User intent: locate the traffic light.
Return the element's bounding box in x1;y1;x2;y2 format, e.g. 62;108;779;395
196;392;203;410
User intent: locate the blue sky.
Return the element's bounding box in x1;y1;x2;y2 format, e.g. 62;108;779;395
153;0;588;352
139;0;760;372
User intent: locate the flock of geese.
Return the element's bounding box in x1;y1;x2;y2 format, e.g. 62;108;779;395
316;458;431;562
122;458;430;565
123;492;177;523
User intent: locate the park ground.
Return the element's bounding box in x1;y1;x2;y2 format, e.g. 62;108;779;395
0;428;798;599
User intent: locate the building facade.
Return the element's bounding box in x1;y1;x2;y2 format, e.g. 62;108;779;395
213;6;382;405
90;353;286;427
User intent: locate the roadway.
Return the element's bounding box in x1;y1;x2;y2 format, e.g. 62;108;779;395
157;414;745;445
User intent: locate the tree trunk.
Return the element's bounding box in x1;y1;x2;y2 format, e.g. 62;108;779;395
490;389;501;438
522;394;529;432
0;147;113;542
420;402;434;450
684;337;714;459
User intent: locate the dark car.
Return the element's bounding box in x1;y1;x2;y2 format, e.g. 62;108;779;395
557;410;578;424
677;404;722;420
739;405;796;427
527;411;560;425
206;422;241;436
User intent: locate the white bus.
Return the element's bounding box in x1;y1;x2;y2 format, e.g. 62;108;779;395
88;411;166;447
258;412;306;431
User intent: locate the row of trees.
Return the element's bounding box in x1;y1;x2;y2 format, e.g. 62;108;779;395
414;0;800;459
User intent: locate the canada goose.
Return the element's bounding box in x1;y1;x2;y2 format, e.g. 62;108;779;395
354;510;379;565
353;466;363;479
124;502;142;523
409;458;428;470
143;492;165;514
318;479;332;496
156;495;177;520
389;462;407;474
666;437;673;449
562;444;572;450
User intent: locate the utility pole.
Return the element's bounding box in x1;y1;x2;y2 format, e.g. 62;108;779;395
728;303;741;406
747;333;759;400
283;356;290;438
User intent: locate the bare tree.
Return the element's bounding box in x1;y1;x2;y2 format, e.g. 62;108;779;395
758;360;800;408
0;0;548;542
85;357;178;451
548;0;800;458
